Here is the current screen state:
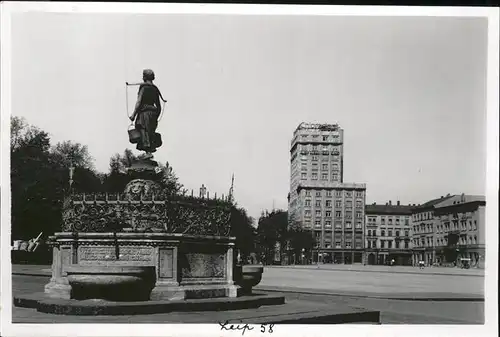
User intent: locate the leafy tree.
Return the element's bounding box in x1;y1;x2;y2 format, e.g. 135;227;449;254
10;116;102;240
51;140;94;170
256;210;288;264
230;206;256;262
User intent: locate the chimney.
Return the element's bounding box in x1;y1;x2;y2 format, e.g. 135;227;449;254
389;200;392;205
397;200;400;206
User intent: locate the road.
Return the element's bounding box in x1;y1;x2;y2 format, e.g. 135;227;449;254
257;265;484;298
11;274;483;324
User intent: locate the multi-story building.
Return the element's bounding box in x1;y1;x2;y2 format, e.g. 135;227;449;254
288;123;366;264
411;194;485;267
432;194;485;267
365;201;413;265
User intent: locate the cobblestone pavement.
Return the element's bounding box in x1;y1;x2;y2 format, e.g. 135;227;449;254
10;275;483;324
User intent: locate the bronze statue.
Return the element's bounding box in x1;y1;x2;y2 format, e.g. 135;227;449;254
128;69;166;159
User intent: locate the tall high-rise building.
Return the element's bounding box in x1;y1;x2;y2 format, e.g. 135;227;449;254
288;123;366;264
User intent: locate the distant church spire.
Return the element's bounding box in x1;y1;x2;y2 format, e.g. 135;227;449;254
228;173;235;203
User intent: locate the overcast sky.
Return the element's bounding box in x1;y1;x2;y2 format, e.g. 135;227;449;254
11;12;488;221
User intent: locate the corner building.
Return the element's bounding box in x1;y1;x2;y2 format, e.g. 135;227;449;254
288;123;366;264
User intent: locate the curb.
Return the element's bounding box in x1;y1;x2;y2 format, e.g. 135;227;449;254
256;287;485;302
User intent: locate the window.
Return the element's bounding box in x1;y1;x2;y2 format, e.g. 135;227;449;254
312;155;318;161
356;211;363;219
311;163;318;171
322;164;328;170
381;217;386;224
380;240;385;248
335;241;342;248
322;135;328;141
388;240;392;248
473;220;477;230
356;200;362;208
332;174;338;181
346;191;353;197
335;200;342;207
315;200;321;207
305;199;311;206
316;191;321;197
315;210;321;217
305;210;311;217
325;220;331;228
367;241;371;248
395;241;400;249
345;241;352;249
314;220;321;227
332;163;339;170
321;173;328;180
355;222;362;229
326;200;332;208
345;213;352;219
335;191;342;197
356;191;363;197
396;230;400;237
305;191;311;196
345;222;352;228
326;191;332;197
335;211;342;217
381;230;385;237
404;230;409;237
334;222;342;229
301;173;306;179
312;173;318;180
404;241;409;249
404;217;409;226
368;230;372;236
325;210;332;217
388;230;393;237
301;164;307;171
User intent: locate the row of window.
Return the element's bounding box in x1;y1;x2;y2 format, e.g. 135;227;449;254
366;240;410;249
436;220;477;233
304;190;364;198
413;211;433;221
304;210;364;219
302;163;340;171
304;220;363;229
367;216;410;225
304;200;364;208
301;172;340;181
300;133;341;141
367;230;409;237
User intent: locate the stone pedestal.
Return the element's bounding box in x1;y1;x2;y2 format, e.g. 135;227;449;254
45;232;238;301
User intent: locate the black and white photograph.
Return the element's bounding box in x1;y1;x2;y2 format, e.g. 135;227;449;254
1;2;498;336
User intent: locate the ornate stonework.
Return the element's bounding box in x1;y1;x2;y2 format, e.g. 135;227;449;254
124;179;163;201
61;190;232;236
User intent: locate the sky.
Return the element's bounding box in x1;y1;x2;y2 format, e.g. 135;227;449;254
10;12;488;222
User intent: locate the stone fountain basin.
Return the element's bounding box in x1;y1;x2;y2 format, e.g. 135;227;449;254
234;264;264;294
66;266;156;302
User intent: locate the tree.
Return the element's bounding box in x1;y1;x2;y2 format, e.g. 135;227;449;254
51;140;94;170
256;210;288;265
230;206;256;262
102;149;185;195
10;116;102;240
11;117;61;239
287;221;315;263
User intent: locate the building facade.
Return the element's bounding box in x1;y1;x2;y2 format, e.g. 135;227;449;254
365;201;413;265
288;123;366;264
411;194;485;267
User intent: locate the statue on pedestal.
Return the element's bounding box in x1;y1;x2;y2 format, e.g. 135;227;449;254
128;69;166;161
